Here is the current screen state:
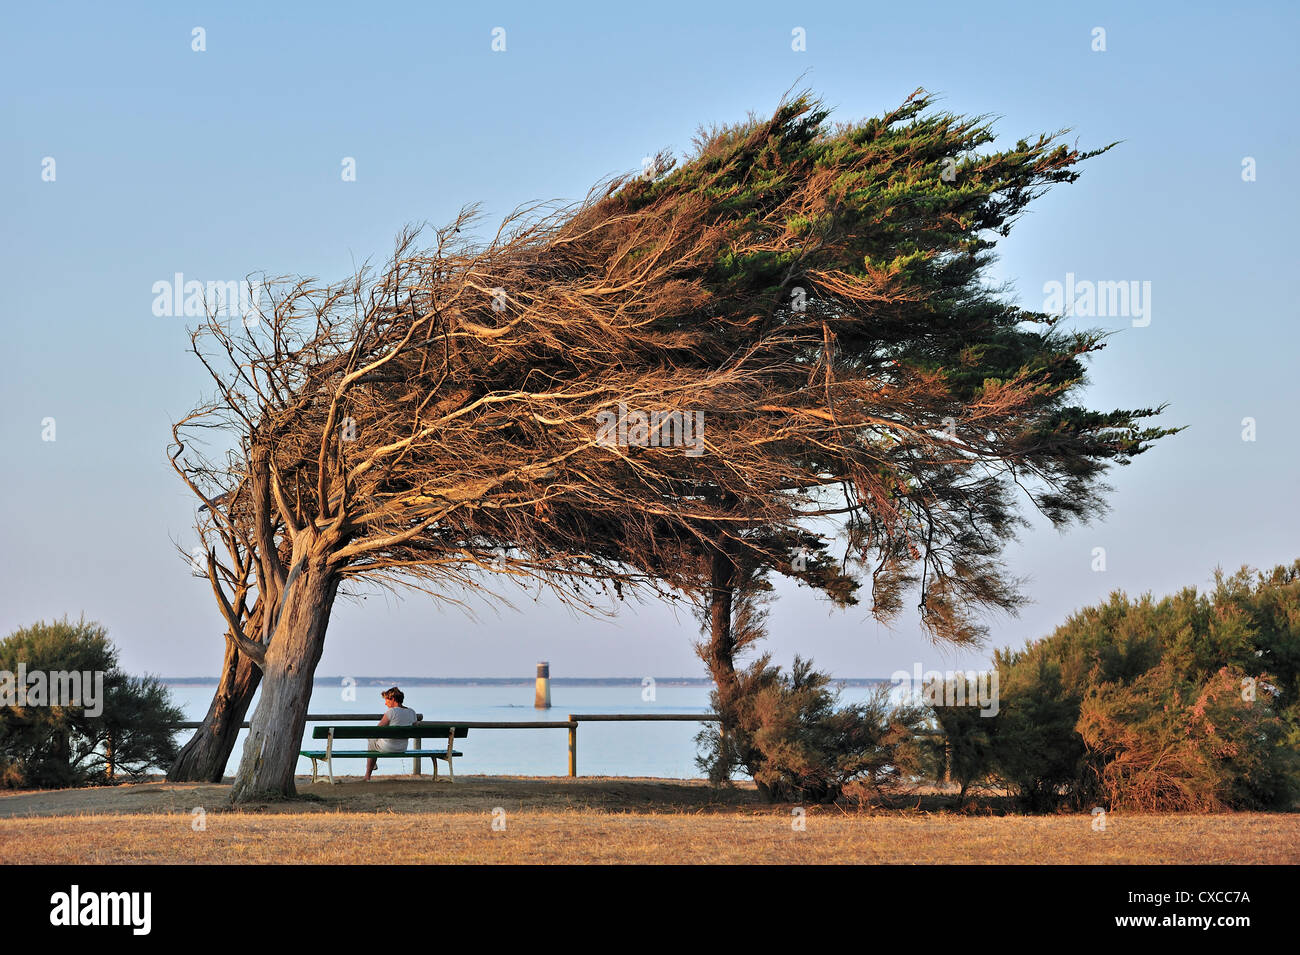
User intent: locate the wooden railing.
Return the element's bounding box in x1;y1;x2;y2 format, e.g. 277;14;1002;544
171;711;722;777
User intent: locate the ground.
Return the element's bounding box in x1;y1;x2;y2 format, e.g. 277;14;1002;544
1;775;1296;864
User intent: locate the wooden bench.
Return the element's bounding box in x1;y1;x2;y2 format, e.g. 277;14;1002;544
300;724;469;784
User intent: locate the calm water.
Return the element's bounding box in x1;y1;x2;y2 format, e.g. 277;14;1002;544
167;681;891;779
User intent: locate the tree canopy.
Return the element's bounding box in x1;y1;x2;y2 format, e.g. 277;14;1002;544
171;89;1176;801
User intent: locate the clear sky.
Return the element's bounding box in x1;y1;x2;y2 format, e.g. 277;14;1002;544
2;1;1296;681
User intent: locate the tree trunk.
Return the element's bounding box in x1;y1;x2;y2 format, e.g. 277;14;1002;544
703;543;740;726
229;543;338;804
168;641;262;783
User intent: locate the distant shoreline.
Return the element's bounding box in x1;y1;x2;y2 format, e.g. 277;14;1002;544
162;676;895;688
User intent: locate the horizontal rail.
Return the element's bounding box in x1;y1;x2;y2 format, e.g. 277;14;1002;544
173;712;419;730
412;720;576;729
567;713;720;722
172;713;714;730
170;712;723;778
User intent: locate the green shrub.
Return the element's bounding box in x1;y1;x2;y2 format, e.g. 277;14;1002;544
0;617;183;788
989;651;1090;810
939;561;1300;811
927;675;996;807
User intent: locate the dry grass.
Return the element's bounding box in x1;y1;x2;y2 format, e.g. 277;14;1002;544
1;775;1296;864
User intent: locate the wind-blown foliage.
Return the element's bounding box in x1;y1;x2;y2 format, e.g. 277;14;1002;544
697;654;929;803
171;89;1176;800
604;89;1176;648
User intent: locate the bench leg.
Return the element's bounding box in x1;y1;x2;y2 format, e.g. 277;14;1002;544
447;755;454;782
310;758;318;783
328;755;335;785
432;758;438;781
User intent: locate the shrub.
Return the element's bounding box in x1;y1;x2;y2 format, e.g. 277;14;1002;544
0;617;183;788
1078;663;1293;811
927;675;996;807
937;561;1300;811
697;654;928;803
989;651;1090;810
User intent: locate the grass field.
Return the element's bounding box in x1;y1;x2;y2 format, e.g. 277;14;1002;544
2;776;1296;864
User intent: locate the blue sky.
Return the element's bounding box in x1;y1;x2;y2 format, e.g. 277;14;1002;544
2;1;1297;680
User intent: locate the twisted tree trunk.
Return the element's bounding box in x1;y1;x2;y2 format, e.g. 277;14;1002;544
168;641;262;782
229;539;339;804
703;543;740;726
701;538;775;796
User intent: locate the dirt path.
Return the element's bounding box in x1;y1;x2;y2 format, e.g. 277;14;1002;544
0;774;760;818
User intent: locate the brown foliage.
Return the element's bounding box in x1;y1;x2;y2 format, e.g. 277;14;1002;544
1077;664;1284;812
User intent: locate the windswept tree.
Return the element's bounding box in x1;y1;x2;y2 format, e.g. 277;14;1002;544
175;205;840;802
556;88;1176;706
174;89;1175;799
166;602;262;783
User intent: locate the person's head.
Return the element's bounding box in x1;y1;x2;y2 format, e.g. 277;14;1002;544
382;686;404;707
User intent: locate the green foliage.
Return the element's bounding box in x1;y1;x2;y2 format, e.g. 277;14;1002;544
989;652;1090;810
0;617;183;788
697;654;928;803
927;675;995;806
606;89;1179;646
944;562;1300;810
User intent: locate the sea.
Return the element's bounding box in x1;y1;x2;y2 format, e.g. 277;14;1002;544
165;678;896;779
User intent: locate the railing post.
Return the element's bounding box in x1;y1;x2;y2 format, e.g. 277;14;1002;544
413;712;424;776
567;716;577;778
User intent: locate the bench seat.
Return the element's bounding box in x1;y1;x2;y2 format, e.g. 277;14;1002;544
300;750;463;760
300;723;469;784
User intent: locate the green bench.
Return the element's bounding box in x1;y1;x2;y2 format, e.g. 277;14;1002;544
300;724;469;784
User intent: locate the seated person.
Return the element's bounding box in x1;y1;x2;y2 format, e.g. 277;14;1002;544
365;686;418;781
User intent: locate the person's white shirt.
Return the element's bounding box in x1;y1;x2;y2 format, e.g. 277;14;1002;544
378;705;418;752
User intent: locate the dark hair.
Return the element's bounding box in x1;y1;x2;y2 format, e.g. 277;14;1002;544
382;686;405;705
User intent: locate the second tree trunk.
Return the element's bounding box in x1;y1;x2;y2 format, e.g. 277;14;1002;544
229;547;338;804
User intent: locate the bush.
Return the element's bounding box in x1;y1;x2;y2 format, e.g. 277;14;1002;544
1078;663;1293;811
0;617;183;788
697;654;928;803
927;675;996;807
939;561;1300;811
987;650;1091;810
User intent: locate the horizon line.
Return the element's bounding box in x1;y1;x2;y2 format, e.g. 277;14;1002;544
160;674;904;684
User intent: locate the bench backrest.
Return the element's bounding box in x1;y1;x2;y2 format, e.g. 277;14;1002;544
312;724;469;740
